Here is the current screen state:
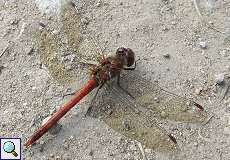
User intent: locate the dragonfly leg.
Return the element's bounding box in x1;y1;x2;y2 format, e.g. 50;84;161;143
123;61;136;70
116;74;135;99
85;83;104;116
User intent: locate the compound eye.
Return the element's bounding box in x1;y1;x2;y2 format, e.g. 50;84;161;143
116;47;126;55
126;48;135;67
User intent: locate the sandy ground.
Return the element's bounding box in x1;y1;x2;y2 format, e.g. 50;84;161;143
1;0;230;159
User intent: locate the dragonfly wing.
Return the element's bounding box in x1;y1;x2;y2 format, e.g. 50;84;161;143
118;70;208;123
35;2;104;85
61;2;105;65
88;80;178;152
88;70;207;151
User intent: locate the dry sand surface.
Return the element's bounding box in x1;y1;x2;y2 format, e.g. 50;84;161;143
0;0;230;159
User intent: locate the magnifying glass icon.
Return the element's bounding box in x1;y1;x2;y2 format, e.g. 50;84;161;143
3;141;18;157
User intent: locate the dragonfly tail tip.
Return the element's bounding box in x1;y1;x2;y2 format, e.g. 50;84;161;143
24;140;32;148
194;102;204;111
168;134;177;144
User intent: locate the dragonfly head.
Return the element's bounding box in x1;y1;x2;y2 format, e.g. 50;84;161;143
116;47;135;67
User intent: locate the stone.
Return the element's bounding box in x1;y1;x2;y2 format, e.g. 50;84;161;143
50;154;55;158
89;149;93;156
0;65;5;74
52;29;59;35
160;111;167;118
163;53;170;58
193;142;198;147
129;144;137;151
162;26;169;31
81;17;89;25
223;126;230;135
96;0;102;7
62;153;71;160
215;73;225;85
195;87;202;95
199;41;207;49
144;148;152;154
26;46;34;55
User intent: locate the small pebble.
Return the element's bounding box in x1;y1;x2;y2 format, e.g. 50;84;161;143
32;86;36;90
10;18;19;25
129;144;137;151
50;154;55;158
63;142;69;150
108;152;114;156
160;111;167;118
220;49;227;57
106;109;113;115
65;64;73;71
215;73;225;85
162;26;169;31
52;30;59;35
81;17;89;25
0;65;5;74
89;149;94;156
193;142;198;147
154;97;160;103
29;118;35;127
122;120;131;130
162;0;169;4
195;87;202;95
144;148;152;154
223;126;230;135
165;6;171;11
38;22;46;28
39;141;45;152
39;140;44;145
163;53;170;59
49;108;56;115
212;85;218;93
199;41;207;49
96;0;102;7
208;21;214;25
62;153;71;160
118;137;124;143
171;21;176;25
26;46;34;55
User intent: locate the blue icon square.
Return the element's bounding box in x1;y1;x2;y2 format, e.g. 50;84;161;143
0;138;21;160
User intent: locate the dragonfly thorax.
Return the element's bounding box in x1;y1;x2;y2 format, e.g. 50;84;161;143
90;47;135;85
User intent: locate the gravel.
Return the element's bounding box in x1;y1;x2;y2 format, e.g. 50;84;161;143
199;40;207;49
1;0;230;160
215;73;225;85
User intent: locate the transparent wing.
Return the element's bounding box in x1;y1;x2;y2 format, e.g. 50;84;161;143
88;70;207;152
61;2;104;64
193;0;229;35
34;2;104;85
88;83;178;152
118;70;207;123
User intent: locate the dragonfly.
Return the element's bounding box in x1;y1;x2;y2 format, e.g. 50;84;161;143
25;2;207;152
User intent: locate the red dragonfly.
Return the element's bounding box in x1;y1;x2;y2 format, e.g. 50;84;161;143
25;2;207;152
